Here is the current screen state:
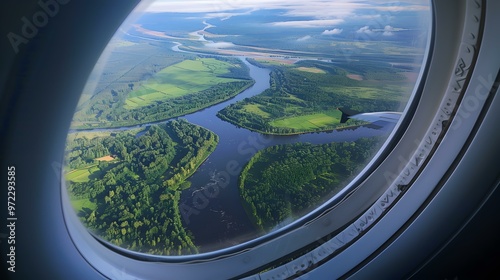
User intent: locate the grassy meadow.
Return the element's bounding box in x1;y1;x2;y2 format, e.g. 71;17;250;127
270;110;342;131
66;164;100;183
125;58;244;109
69;196;97;213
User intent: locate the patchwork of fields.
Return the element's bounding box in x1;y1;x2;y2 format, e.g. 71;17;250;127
125;58;244;109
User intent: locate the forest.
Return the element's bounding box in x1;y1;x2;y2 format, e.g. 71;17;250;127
238;137;380;230
65;119;218;255
218;60;408;135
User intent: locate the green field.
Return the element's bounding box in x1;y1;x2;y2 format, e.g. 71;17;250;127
125;58;243;109
66;131;115;141
270;110;341;131
321;86;405;101
242;104;272;118
65;165;100;183
296;67;326;74
218;59;410;135
70;197;97;213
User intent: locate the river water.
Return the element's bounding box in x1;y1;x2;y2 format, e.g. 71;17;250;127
176;58;392;251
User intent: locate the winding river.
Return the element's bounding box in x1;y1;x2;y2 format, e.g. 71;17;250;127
177;58;392;250
72;32;395;252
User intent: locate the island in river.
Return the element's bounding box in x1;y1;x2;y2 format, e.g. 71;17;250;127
217;58;410;135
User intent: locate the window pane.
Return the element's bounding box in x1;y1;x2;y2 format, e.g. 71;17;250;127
64;0;430;255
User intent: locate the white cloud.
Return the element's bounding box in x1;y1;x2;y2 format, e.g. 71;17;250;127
145;0;364;15
375;5;429;12
356;25;406;36
356;25;373;34
145;0;429;16
205;42;236;48
141;0;430;35
322;28;343;35
205;9;255;20
371;25;407;35
270;19;344;28
352;14;382;20
383;25;395;36
297;35;312;41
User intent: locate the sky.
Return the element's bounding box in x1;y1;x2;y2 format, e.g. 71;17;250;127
121;0;431;43
143;0;430;16
137;0;430;33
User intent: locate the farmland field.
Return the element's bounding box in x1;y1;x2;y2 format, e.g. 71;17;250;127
242;104;272;118
321;85;407;101
70;196;97;213
125;58;245;109
270;110;342;131
296;67;326;74
66;131;116;141
66;165;100;183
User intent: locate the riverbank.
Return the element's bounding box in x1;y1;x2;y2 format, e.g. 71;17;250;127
217;112;369;136
70;79;255;131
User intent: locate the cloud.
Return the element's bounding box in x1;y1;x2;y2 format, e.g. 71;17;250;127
145;0;430;15
356;26;373;34
205;42;235;48
352;14;382;20
297;35;312;41
322;28;343;35
372;25;407;36
374;5;429;12
146;0;364;15
205;10;255;20
356;25;406;36
382;25;395;36
143;0;431;37
270;19;344;28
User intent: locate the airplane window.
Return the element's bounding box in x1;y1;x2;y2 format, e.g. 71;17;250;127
63;0;431;257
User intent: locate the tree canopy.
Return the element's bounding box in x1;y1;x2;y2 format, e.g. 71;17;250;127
66;120;219;255
239;137;381;230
